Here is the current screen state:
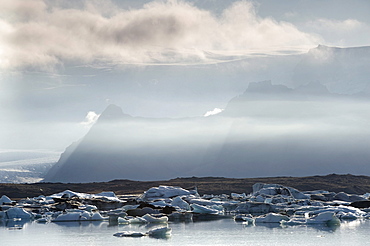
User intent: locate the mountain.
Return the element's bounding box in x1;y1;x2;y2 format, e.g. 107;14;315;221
43;46;370;183
292;45;370;94
43;105;218;182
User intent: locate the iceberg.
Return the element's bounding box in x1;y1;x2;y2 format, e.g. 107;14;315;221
113;226;171;238
234;214;255;224
113;231;147;237
148;226;172;238
142;214;168;223
0;207;33;220
235;202;276;214
141;186;198;201
0;195;14;205
171;196;191;211
282;211;341;226
255;213;290;223
52;211;107;222
191;203;223;215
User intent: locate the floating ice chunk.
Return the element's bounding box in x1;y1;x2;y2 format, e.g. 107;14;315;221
168;212;193;221
283;212;341;226
142;214;168;223
333;192;366;202
148;226;172;238
50;190;89;199
52;212;84;222
252;183;309;200
2;207;33;220
363;193;370;199
113;227;171;238
117;217;129;224
171;196;191;211
0;195;14;205
36;217;51;223
186;198;224;206
336;211;358;220
49;190;121;202
306;211;341;225
141;186;196;201
304;205;365;218
52;211;107;222
234;214;254;224
90;212;107;221
113;231;147;237
231;193;247;200
235;202;276;214
255;213;289;223
191;203;221;214
149;200;170;208
126;216;148;224
122;204;139;211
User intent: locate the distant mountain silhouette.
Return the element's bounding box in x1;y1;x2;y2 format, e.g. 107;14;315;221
44;46;370;183
293;45;370;94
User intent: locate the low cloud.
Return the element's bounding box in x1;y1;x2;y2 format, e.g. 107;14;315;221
307;18;363;32
80;111;100;127
204;108;224;117
0;0;319;71
304;18;370;46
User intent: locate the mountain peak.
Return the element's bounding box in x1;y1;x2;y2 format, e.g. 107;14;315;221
97;104;128;122
245;80;293;94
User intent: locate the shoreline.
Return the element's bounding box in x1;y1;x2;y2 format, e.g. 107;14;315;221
1;173;370;199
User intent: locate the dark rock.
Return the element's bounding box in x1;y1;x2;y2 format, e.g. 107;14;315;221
126;207;160;217
349;200;370;209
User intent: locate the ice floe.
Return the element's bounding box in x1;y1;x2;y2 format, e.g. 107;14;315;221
1;182;370;235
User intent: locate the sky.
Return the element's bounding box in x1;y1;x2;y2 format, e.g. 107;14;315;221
1;0;370;158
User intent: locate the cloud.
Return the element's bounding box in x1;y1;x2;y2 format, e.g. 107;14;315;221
307;18;363;32
80;111;100;127
304;18;370;46
0;0;319;71
204;108;224;117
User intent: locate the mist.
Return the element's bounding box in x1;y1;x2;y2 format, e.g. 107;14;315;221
1;0;370;182
44;85;370;182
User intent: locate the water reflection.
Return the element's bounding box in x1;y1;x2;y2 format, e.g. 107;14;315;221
235;220;341;232
0;218;29;229
53;220;108;228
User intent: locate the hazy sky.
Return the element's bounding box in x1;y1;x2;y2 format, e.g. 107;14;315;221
1;0;370;151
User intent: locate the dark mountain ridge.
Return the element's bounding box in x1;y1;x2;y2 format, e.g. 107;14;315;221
3;174;370;199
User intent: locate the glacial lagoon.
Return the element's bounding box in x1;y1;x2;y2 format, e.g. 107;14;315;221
2;183;370;246
1;218;370;246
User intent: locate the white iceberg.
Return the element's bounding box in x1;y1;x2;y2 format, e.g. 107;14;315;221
50;190;121;202
1;207;33;220
191;203;222;214
252;183;310;200
52;211;107;222
142;214;168;223
125;216;148;224
255;213;289;223
283;211;341;226
0;195;14;205
231;193;247;200
141;186;197;201
171;196;191;211
113;226;171;238
148;226;172;238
